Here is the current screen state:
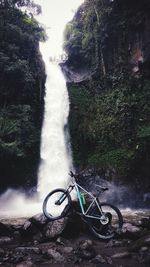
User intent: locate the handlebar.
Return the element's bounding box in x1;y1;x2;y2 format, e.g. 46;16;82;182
69;171;75;177
69;171;80;182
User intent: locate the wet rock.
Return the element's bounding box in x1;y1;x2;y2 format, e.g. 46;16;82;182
0;236;14;245
120;223;142;239
43;217;68;239
23;221;38;234
0;248;5;257
16;261;34;267
33;231;44;243
79;239;93;250
63;246;74;254
29;213;48;229
112;251;131;259
56;236;65;245
140;217;150;230
15;247;41;255
63;209;89;238
106;256;113;264
92;254;106;263
45;248;65;262
10;254;24;264
138;246;150;265
77;239;96;260
129;234;150;252
13;230;21;243
0;222;12;236
21;220;40;239
60;63;92;83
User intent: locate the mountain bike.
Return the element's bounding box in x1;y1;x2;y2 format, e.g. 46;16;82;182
43;171;123;240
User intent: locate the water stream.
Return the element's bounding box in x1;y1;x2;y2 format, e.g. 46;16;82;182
36;0;84;199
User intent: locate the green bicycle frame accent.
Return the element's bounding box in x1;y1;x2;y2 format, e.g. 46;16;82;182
75;184;85;213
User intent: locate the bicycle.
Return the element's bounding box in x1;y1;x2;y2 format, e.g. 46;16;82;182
43;171;123;239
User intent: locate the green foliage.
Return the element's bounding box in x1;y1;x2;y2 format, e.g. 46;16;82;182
137;126;150;138
88;148;134;172
0;2;45;190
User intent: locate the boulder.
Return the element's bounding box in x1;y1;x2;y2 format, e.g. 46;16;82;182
120;223;142;239
43;217;68;239
140;217;150;230
15;247;41;255
21;220;40;239
92;254;106;263
0;222;12;236
29;213;48;229
0;236;14;245
77;239;96;260
63;246;74;254
0;248;5;257
45;248;65;262
129;234;150;252
112;251;131;259
16;261;34;267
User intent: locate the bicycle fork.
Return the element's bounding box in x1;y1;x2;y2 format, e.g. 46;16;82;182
55;185;74;205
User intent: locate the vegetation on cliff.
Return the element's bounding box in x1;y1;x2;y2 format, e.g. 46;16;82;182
0;0;46;192
64;0;150;189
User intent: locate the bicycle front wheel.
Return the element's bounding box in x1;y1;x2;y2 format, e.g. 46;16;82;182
43;188;71;221
87;202;123;240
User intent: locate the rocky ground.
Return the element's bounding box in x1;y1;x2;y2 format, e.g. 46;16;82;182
0;209;150;267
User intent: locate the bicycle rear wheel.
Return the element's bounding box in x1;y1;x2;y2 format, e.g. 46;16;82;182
43;188;71;221
87;202;123;240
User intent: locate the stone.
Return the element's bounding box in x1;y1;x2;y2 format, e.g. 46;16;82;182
129;234;150;252
46;249;65;262
0;236;13;245
56;236;65;245
77;239;96;260
112;251;131;259
92;254;106;263
140;217;150;230
15;247;41;255
0;248;5;257
29;213;48;229
13;231;21;242
43;217;68;239
106;256;113;265
15;261;34;267
22;221;39;238
0;222;12;236
33;231;44;243
63;246;73;254
120;223;142;239
79;239;93;250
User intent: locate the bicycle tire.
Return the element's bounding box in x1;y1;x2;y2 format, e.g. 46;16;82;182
86;202;123;240
43;188;71;221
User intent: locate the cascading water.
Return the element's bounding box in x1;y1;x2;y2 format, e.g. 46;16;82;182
36;0;84;199
37;57;71;198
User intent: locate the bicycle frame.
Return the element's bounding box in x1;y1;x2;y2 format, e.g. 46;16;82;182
64;180;105;221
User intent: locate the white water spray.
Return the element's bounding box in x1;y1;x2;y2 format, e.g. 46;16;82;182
0;0;84;217
37;0;84;199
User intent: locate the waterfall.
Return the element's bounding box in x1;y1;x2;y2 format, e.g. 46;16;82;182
37;58;71;198
36;0;84;199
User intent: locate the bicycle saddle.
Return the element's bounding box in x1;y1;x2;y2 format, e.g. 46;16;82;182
95;184;109;191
